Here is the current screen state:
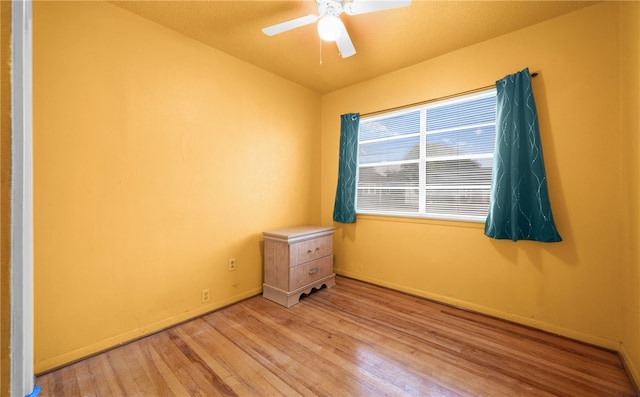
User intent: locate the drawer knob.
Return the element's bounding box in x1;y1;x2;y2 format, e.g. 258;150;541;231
308;267;318;275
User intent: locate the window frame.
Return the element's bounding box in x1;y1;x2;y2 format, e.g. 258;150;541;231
356;88;497;223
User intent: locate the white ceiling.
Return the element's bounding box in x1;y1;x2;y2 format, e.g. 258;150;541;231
109;0;599;94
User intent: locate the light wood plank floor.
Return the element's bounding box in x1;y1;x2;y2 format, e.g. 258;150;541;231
36;276;637;396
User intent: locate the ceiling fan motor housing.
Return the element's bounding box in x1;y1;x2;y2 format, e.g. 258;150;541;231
317;0;345;17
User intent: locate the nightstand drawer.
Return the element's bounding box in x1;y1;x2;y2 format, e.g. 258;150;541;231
289;255;333;290
291;235;333;266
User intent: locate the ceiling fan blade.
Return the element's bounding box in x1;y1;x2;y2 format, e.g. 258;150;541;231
335;23;356;58
344;0;411;15
262;14;318;36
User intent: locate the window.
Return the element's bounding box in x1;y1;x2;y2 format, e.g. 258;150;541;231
356;89;497;222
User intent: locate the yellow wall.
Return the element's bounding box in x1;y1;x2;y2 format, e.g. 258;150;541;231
620;0;640;385
322;0;626;353
1;0;12;393
33;1;320;373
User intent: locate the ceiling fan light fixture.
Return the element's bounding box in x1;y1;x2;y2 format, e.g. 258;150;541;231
317;15;343;41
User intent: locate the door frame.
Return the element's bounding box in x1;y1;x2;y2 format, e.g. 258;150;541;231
11;0;34;395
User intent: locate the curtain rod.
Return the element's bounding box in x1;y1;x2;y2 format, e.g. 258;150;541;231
361;72;539;118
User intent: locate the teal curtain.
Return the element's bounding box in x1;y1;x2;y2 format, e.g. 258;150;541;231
484;68;562;242
333;113;360;223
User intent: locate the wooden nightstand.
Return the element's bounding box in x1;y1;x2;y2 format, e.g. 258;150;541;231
262;225;335;307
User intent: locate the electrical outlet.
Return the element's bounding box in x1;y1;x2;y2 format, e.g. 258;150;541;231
201;288;210;303
228;258;237;272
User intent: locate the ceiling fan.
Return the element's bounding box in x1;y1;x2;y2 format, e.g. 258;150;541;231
262;0;411;58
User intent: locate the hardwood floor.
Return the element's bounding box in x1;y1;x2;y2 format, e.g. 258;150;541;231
36;277;637;396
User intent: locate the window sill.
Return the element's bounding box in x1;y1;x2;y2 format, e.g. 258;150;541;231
355;213;485;229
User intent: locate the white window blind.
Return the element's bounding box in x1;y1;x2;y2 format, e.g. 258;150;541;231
357;89;497;222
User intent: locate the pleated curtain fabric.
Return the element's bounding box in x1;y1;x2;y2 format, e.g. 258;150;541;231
484;68;562;242
333;113;360;223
